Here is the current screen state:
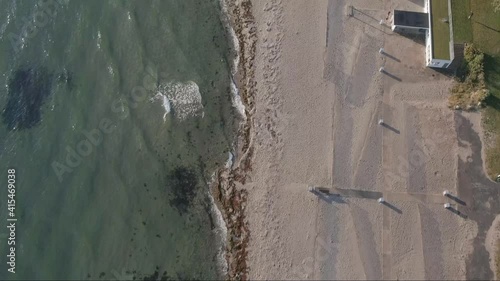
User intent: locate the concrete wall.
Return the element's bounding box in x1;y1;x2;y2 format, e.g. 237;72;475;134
426;58;452;68
392;24;427;34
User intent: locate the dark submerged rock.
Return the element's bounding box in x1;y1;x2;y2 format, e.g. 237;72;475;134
167;166;199;214
2;67;53;130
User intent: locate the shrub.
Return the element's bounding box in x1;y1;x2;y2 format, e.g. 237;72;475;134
449;44;487;109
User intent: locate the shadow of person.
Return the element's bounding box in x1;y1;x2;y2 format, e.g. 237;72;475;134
311;189;346;204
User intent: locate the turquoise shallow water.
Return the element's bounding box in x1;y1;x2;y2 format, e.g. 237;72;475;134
0;0;237;279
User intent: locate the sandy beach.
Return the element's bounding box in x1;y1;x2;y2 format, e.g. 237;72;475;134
220;0;499;279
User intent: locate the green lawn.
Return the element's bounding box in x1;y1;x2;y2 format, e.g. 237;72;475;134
450;0;473;43
450;0;500;55
470;0;500;55
430;0;451;60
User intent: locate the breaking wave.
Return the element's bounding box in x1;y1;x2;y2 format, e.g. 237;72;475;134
154;81;203;121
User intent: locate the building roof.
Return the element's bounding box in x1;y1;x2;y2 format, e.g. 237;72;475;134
429;0;451;60
393;10;429;28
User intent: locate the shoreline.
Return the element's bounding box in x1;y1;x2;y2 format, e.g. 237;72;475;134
212;0;257;279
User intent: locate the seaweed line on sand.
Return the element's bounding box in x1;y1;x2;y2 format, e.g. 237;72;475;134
212;0;257;280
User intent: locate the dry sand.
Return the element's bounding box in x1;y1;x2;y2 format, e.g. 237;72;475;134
226;0;483;279
486;214;500;280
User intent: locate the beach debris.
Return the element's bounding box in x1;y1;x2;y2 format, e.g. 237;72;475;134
378;197;385;204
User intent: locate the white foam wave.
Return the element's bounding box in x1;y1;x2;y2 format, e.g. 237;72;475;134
96;30;102;49
230;78;246;120
208;187;229;276
154;81;203;121
218;0;246;120
225;151;234;169
153;91;171;122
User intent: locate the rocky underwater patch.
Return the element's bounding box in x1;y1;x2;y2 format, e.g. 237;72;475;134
2;67;53;131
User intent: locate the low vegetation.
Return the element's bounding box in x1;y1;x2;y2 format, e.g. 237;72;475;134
449;44;490;110
494;0;500;13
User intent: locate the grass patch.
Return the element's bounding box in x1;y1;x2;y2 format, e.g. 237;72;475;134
470;0;500;55
430;0;451;60
482;54;500;179
450;0;500;54
450;0;473;43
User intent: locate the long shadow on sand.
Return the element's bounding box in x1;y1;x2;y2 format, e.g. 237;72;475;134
444;193;467;206
381;70;402;82
311;189;347;204
381;201;402;214
381;122;400;134
446;206;468;219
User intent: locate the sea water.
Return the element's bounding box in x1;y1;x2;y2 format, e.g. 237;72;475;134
0;0;238;279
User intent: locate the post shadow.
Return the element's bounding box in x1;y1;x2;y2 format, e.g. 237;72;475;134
447;206;468;219
445;193;467;206
381;52;401;62
381;201;402;214
381;122;400;134
352;7;379;22
380;69;402;82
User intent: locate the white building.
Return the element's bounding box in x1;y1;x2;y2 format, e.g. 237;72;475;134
392;0;454;69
